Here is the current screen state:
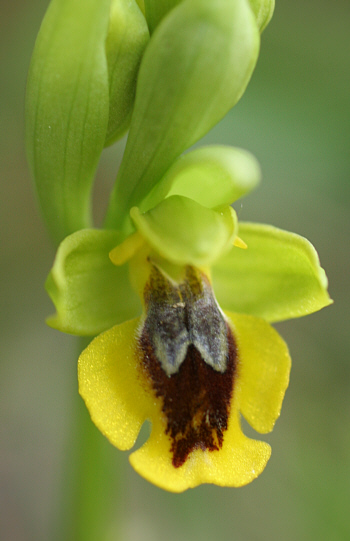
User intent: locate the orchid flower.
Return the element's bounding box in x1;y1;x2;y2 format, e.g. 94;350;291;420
26;0;331;492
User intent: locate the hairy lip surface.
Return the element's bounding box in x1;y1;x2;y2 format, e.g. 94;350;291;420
139;265;237;467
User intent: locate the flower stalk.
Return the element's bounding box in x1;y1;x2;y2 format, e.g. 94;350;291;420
54;341;121;541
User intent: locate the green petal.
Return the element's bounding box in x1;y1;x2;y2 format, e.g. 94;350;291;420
26;0;111;244
46;229;141;336
248;0;275;32
213;222;332;323
105;0;260;229
105;0;149;146
140;145;261;212
131;196;237;267
144;0;182;33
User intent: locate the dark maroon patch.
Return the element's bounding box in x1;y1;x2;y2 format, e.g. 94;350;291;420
138;265;237;468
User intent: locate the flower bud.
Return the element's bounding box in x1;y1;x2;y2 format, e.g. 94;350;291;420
105;0;260;229
248;0;275;32
143;0;182;33
26;0;111;244
105;0;149;145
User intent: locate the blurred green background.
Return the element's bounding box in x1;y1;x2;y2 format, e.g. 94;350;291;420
1;0;349;539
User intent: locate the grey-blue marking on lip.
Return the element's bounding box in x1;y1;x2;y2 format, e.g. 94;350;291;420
182;266;228;373
141;264;229;376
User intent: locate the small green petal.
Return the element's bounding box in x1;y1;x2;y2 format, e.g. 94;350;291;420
26;0;111;244
105;0;260;229
131;196;237;267
144;0;182;33
248;0;275;32
46;229;141;336
213;222;332;323
105;0;149;146
140;145;261;212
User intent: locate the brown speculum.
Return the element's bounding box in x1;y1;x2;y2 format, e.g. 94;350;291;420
138;264;237;468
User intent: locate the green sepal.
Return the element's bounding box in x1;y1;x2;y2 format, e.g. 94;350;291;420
26;0;111;245
45;229;141;336
212;222;332;323
105;0;149;146
140;145;261;212
248;0;275;32
105;0;260;230
130;195;238;266
144;0;182;33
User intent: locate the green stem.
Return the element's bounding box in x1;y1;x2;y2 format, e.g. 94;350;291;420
55;338;123;541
